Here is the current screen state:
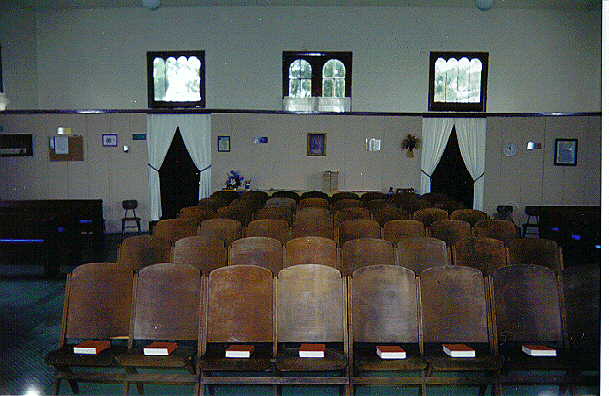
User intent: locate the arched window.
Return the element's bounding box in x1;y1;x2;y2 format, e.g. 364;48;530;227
322;59;346;98
288;59;312;98
429;52;488;112
147;51;205;108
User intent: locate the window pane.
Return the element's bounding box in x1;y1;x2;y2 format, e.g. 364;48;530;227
434;58;447;102
457;57;470;103
445;58;459;102
469;59;482;102
289;77;311;98
323;59;345;78
302;79;312;97
290;59;312;78
153;57;167;101
335;78;345;97
323;79;333;97
163;56;201;102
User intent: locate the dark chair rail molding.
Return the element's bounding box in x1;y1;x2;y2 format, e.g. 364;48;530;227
0;109;601;118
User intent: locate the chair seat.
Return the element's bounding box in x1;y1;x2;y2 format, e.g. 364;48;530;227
355;352;427;371
123;217;141;222
200;356;273;372
276;348;347;372
425;351;502;372
115;347;194;369
46;346;126;367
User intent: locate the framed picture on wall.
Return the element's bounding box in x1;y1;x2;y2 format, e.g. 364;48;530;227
554;138;578;166
102;134;118;147
307;133;326;156
218;136;231;152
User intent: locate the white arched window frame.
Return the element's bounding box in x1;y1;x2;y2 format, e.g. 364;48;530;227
288;59;312;98
322;59;346;98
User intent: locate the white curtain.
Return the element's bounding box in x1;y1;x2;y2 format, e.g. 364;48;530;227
147;115;178;221
147;114;212;221
420;118;455;194
177;115;212;200
455;118;487;211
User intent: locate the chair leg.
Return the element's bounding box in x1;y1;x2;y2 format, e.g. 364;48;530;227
273;384;281;396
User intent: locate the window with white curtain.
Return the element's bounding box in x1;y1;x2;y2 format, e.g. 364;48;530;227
428;52;488;112
147;50;205;108
283;51;352;112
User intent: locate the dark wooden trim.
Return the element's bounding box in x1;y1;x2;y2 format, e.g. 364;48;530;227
146;50;205;109
0;45;4;93
0;109;600;118
428;51;489;112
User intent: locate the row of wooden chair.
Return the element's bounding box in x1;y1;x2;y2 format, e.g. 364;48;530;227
119;234;564;275
153;215;518;250
46;262;596;396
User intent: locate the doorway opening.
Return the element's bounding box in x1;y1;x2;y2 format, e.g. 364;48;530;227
431;127;474;208
159;128;199;219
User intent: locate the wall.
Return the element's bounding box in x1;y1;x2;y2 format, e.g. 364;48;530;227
0;112;600;234
1;5;595;112
0;9;38;109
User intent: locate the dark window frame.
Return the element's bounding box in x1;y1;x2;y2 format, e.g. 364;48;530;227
428;51;489;112
0;45;4;92
282;51;352;98
147;50;205;108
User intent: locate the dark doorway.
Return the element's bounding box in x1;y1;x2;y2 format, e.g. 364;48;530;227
431;127;474;208
159;128;199;219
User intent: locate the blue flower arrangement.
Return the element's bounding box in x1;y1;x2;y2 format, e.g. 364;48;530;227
225;170;245;189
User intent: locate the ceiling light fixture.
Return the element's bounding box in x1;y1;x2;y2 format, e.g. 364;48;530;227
475;0;493;11
142;0;160;10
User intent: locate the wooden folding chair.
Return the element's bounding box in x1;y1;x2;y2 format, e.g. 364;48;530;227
338;219;381;246
284;236;339;270
491;264;597;392
450;209;489;228
452;237;508;274
178;206;218;223
412;208;449;230
473;220;518;244
117;235;165;271
275;264;349;394
396;237;449;275
382;220;426;244
341;238;395;274
429;219;471;247
253;207;293;225
199;265;275;396
331;191;360;202
197;218;242;248
373;206;406;227
292;208;333;239
229;236;283;275
349;265;426;395
171;236;227;274
420;265;502;395
506;238;564;272
246;219;292;244
45;263;133;395
332;198;363;211
115;263;203;395
298;197;329;209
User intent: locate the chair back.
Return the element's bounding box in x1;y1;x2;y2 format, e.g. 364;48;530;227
420;265;489;343
178;206;218;223
473;219;518;243
271;190;301;201
198;198;225;212
198;218;242;248
342;238;395;274
207;265;273;342
217;205;251;226
373;206;405;226
396;237;449;275
277;264;344;342
171;236;226;273
65;263;133;339
452;237;507;275
360;191;386;202
153;219;198;244
300;190;329;200
334;207;371;225
331;191;360;202
293;208;333;239
122;200;138;210
117;235;158;271
412;207;449;228
285;236;338;269
339;219;381;246
450;209;489;228
351;265;418;343
429;219;471;247
298;197;329;209
492;264;563;343
333;199;363;211
506;238;563;272
254;207;292;223
265;197;297;212
132;263;201;341
382;220;425;244
246;219;291;244
229;237;283;274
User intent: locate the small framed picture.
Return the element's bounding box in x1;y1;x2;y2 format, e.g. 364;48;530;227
218;136;231;152
102;133;118;147
307;133;326;156
554;138;578;166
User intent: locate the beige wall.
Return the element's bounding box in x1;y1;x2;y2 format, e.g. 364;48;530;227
0;113;600;233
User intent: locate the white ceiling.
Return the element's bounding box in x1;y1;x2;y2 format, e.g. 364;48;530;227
2;0;602;10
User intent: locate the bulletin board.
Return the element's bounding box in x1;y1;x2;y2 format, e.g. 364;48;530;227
49;135;84;161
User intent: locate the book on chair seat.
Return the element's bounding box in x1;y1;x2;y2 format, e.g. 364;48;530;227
73;340;111;355
143;341;178;356
225;345;255;358
376;345;406;359
442;344;476;358
522;344;557;357
299;343;325;358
